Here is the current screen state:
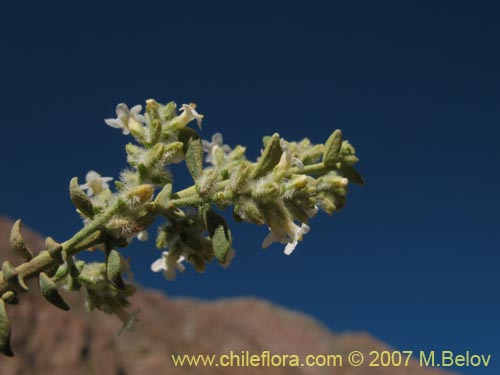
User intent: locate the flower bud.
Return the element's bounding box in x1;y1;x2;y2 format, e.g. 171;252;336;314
125;184;154;205
291;175;308;189
128;118;146;140
197;169;219;197
164;141;184;164
145;99;160;121
251;133;282;179
234;199;265;225
323;129;342;168
156;229;169;249
70;177;95;219
143;143;166;168
106;218;142;238
159;101;177;121
106;249;125;290
318;194;336;214
149;119;162;144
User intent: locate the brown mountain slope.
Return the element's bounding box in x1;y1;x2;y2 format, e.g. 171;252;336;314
0;217;457;375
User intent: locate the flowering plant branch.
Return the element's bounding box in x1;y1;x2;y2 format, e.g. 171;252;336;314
0;99;363;356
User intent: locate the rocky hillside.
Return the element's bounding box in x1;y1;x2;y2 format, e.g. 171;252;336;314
0;217;456;375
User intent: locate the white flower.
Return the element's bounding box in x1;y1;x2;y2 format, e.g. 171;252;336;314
150;251;186;281
79;171;113;196
172;103;203;129
202;133;231;164
262;221;310;255
104;103;146;135
261;201;311;255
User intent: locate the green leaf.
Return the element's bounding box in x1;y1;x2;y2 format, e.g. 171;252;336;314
149;119;162;145
233;198;265;225
251;133;282;179
340;165;365;185
69;177;95;219
10;219;33;261
178;128;203;181
38;272;70;311
137;163;149;183
204;209;232;263
106;249;125;290
0;299;13;357
323;129;342;168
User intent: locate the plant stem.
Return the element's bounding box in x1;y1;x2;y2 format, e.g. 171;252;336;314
0;161;329;296
0;200;122;295
290;162;328;175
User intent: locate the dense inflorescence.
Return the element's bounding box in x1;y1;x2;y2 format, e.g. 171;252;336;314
0;99;363;356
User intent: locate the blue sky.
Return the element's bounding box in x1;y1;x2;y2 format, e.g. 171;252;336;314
0;1;499;373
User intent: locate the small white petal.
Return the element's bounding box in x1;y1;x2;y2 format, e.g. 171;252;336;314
85;170;99;180
151;257;166;272
129;104;142;115
212;133;223;145
202;139;211;151
135;114;146;123
104;118;122;128
115;103;130;118
284;241;298;255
